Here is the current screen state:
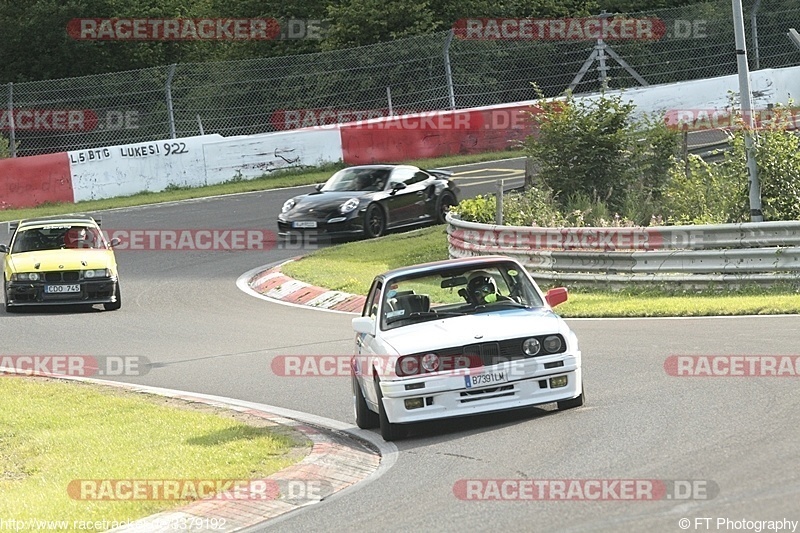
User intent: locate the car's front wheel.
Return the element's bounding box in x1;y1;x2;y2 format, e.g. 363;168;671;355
3;280;17;314
557;385;585;410
435;192;457;224
103;283;122;311
363;204;386;238
376;378;407;441
353;374;379;429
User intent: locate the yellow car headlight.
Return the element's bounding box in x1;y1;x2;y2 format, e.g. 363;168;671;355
12;272;41;281
83;269;110;279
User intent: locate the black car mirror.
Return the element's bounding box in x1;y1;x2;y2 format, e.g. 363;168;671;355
390;182;406;195
108;238;121;248
441;276;467;288
315;183;323;191
0;244;7;254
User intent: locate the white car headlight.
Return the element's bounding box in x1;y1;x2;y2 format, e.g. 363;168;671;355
543;335;563;353
340;198;360;214
522;337;541;356
282;199;297;213
421;353;440;372
84;269;110;279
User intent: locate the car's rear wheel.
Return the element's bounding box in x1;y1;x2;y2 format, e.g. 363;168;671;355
557;384;585;410
353;374;379;429
435;192;457;224
364;204;386;238
376;378;407;441
103;283;122;311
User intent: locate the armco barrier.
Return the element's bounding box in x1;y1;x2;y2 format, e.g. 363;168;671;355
447;214;800;287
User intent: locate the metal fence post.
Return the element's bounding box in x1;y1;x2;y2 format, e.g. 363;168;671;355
733;0;762;222
443;29;456;110
386;86;394;116
751;0;762;70
166;64;177;139
496;179;504;225
7;83;16;158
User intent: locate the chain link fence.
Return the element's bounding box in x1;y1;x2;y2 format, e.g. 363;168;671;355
2;0;799;157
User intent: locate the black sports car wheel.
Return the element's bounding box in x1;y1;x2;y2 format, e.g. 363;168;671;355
436;192;457;224
364;204;386;238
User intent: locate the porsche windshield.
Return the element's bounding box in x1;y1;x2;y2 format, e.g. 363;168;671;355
381;263;545;329
11;225;104;253
321;168;391;192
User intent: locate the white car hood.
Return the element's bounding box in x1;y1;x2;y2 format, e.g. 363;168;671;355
379;308;570;355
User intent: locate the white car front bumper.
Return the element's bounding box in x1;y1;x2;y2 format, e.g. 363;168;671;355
378;352;582;424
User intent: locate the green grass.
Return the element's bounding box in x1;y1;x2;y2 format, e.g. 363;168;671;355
281;226;800;317
555;292;800;317
0;149;525;222
0;378;309;528
282;226;450;294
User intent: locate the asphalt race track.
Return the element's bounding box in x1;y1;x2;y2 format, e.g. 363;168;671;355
5;158;800;532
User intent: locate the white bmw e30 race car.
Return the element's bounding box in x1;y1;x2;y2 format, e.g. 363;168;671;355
351;255;583;441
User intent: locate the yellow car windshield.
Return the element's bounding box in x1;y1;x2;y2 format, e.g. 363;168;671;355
11;226;104;253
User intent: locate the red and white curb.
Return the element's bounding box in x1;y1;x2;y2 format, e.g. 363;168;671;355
238;259;365;314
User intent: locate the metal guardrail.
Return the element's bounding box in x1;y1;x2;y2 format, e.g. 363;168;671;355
447;214;800;287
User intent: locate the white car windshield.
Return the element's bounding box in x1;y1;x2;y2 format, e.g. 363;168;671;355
321;168;391;192
11;225;104;253
381;263;545;330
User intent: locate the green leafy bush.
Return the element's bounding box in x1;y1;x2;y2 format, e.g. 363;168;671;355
661;105;800;224
661;152;748;225
0;135;11;158
453;187;567;227
523;90;681;214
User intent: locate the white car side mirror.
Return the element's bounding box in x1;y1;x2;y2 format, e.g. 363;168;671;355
352;316;375;335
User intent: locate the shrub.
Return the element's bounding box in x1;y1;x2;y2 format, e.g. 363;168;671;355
523;90;681;213
452;187;567;227
661;152;748;225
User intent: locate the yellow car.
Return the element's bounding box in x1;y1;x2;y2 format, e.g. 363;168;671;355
1;215;122;312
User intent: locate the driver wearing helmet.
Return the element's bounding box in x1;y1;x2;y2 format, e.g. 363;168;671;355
466;270;508;305
64;227;95;249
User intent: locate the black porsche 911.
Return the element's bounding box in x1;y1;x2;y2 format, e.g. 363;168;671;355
277;165;460;239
